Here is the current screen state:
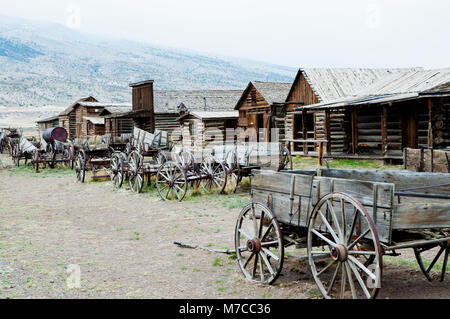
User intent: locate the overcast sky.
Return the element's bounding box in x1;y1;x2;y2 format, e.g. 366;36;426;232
1;0;449;68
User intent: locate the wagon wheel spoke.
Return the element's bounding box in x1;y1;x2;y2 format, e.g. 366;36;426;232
317;210;340;244
348;229;371;250
347;207;359;245
316;259;337;277
327;261;341;296
339;264;347;299
238;229;252;241
311;229;338;248
261;222;274;241
261;247;279;262
327;200;343;241
347;259;372;299
259;254;265;282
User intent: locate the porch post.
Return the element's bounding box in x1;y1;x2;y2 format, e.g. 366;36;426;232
351;108;358;155
381;105;388;157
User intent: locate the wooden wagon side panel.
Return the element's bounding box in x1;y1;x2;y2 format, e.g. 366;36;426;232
311;176;395;244
392;203;450;230
251;170;315;227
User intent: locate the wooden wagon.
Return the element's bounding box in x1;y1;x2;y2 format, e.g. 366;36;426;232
1;128;21;156
108;127;171;192
235;168;449;298
154;149;228;201
0;129;12;154
212;142;292;193
10;136;38;166
32;127;76;172
111;131;228;201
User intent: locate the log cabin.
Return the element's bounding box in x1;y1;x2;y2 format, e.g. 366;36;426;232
36;115;59;132
154;89;242;139
284;68;420;155
294;68;450;162
178;111;238;152
59;96;131;139
102;79;242;138
59;96;97;140
234;81;292;142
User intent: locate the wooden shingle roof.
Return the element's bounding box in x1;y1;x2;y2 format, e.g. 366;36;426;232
154;90;242;113
296;68;450;111
251;81;292;105
288;68;422;103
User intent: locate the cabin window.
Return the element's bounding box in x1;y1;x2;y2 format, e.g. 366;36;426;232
251;92;257;106
189;122;197;137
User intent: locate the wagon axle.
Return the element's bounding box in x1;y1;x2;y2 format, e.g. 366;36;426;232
330;245;348;262
246;238;262;254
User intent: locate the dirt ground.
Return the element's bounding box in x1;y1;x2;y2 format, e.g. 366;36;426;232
0;153;448;299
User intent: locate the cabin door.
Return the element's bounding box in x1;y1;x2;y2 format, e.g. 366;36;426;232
401;107;418;149
257;113;264;142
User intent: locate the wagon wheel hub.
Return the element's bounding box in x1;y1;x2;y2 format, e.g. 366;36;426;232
247;238;262;253
330;244;348;262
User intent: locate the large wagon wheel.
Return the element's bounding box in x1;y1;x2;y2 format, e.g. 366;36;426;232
225;149;240;193
307;192;383;299
235;202;284;284
278;145;293;171
109;153;124;188
413;232;449;282
75;150;86;183
128;151;144;193
200;156;227;194
156;161;187;201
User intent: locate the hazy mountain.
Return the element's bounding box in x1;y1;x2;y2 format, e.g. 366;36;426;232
0;15;296;107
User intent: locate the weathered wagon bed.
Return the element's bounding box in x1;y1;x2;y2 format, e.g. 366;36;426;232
235;168;449;299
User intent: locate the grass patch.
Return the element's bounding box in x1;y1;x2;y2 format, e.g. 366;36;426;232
384;256;450;272
213;257;224;267
308;291;321;299
292;156;402;171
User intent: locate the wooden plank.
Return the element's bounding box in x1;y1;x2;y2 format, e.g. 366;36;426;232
318;169;450;196
313;176;394;209
393;203;450;230
251;170;315;197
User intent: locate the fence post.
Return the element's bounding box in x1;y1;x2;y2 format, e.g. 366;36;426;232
318;141;323;166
